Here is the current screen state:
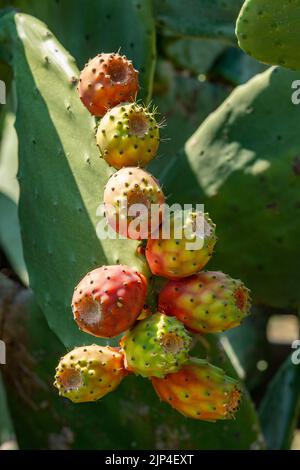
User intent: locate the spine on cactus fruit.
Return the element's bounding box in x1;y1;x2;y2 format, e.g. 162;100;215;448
152;358;242;421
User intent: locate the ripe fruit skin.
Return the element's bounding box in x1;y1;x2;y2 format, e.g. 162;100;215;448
78;53;139;117
120;312;192;378
152;358;242;421
72;265;147;338
158;271;251;334
97;102;160;169
146;210;217;279
54;345;127;403
104;167;165;240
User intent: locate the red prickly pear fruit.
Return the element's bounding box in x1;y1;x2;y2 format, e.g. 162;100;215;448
152;358;242;421
72;265;147;338
54;345;127;403
96;102;160;169
158;271;251;334
146;209;217;279
120;312;192;378
104;167;165;240
78;53;139;117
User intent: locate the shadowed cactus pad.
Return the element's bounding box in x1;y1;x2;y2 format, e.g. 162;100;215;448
54;345;127;403
236;0;300;70
97;102;160;169
78;53;139;116
72;265;147;338
146;210;217;279
104;167;165;240
120;312;192;378
158;271;251;334
152;358;242;421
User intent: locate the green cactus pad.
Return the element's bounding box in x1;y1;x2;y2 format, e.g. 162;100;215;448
6;0;156;103
0;12;151;347
236;0;300;70
154;0;244;44
120;313;192;378
168;66;300;309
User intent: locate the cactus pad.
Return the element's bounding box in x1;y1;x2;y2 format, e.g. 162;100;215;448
236;0;300;70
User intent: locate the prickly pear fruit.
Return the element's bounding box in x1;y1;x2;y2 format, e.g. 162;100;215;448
96;102;160;169
54;345;127;403
152;358;242;421
120;312;192;378
72;265;147;338
78;53;139;117
158;271;251;334
104;167;165;240
236;0;300;70
146;209;217;279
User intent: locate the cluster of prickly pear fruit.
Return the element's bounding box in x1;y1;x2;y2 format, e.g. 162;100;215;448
54;52;251;422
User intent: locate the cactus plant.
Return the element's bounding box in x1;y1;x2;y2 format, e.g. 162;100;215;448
0;272;264;449
162;66;300;309
3;0;156;103
2;0;296;451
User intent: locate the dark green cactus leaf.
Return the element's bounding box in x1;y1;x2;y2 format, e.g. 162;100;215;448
162;37;227;75
150;62;231;176
0;12;151;348
161;66;300;309
0;373;18;449
259;355;300;449
236;0;300;71
4;0;156;102
154;0;244;44
2;274;263;450
211;47;268;85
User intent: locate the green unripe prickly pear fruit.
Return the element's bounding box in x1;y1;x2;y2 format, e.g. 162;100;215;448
120;312;192;378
